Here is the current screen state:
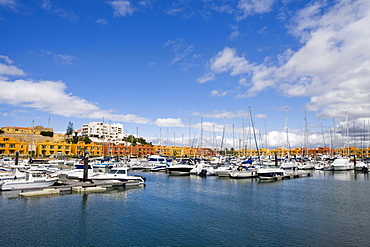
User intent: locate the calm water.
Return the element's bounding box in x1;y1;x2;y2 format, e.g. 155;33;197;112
1;170;370;246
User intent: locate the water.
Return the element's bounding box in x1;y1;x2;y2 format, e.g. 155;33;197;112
1;170;370;246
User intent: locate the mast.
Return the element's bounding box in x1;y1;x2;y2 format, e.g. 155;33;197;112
285;107;291;156
242;119;246;157
249;107;261;163
304;112;308;157
200;118;203;158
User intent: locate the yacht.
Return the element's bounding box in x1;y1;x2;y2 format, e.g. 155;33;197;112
90;167;145;185
214;165;234;177
229;166;258;178
0;172;57;191
332;158;353;171
257;167;285;180
167;159;195;175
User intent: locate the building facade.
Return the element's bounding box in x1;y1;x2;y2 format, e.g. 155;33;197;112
81;122;125;143
0;137;28;155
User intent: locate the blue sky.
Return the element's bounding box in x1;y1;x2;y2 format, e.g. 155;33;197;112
1;0;370;150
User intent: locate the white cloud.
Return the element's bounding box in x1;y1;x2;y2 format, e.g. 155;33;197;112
153;118;185;127
40;0;78;21
210;89;230;97
192;110;249;119
107;0;135;17
0;79;150;124
163;38;197;70
96;18;108;24
0;57;150;124
56;54;77;65
199;0;370;120
237;0;276;19
0;0;16;9
228;25;240;40
197;47;253;83
0;55;25;76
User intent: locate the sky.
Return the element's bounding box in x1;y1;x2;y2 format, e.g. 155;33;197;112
1;0;370;150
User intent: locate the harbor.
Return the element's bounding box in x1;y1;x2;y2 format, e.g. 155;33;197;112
2;169;370;246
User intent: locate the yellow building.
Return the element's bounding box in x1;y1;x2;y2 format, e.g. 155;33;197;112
71;141;103;157
0;137;28;156
1;126;53;135
35;140;72;157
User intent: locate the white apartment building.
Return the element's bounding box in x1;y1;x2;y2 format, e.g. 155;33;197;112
81;122;126;143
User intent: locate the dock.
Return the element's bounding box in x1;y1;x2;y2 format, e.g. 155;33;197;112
11;179;144;197
259;172;312;182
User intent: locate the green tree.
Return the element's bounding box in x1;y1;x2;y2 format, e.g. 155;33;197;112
66;121;74;136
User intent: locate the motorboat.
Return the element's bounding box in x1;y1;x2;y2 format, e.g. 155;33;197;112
0;172;57;191
354;161;368;171
167;159;195;175
298;162;315;170
332;158;353;171
64;164;97;179
257;167;285;180
280;160;298;170
214;165;234;177
90;167;145;185
229;166;258;178
144;155;168;170
190;161;216;176
0;168;26;181
150;164;170;172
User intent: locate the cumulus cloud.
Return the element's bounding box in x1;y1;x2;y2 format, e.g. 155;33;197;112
153;118;185;127
0;57;150;124
197;47;253;84
107;0;135;17
198;0;370;119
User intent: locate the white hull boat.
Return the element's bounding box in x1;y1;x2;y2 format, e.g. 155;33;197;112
0;173;57;191
214;166;233;177
90;167;145;185
167;159;195;175
332;158;353;171
354;161;368;171
257;168;285;180
229;167;258;178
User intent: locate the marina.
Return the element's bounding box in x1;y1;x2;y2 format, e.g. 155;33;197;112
1;168;370;246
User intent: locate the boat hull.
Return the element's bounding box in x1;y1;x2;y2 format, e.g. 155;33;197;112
0;178;57;191
229;170;258;178
167;168;193;175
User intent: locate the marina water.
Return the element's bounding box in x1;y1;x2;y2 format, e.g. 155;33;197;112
1;170;370;246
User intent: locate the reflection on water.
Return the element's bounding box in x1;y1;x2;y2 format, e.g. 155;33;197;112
314;170;370;181
1;170;370;246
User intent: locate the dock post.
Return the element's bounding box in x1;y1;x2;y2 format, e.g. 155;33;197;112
274;153;278;166
15;151;19;166
83;151;89;182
